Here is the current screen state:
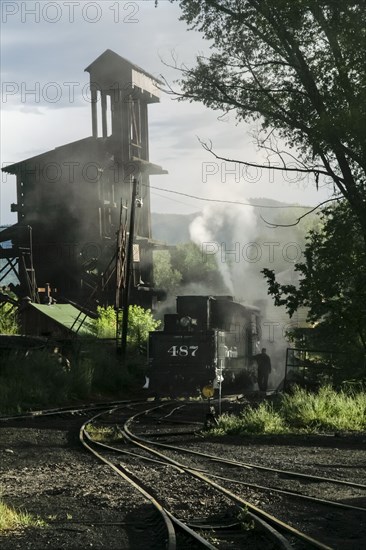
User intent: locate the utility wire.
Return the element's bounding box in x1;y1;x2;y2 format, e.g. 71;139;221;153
151;190;198;208
145;183;336;210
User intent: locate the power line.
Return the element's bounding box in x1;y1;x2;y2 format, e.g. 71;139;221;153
151;190;198;208
145;183;328;210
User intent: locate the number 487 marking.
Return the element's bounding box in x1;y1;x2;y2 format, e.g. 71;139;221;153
167;345;199;357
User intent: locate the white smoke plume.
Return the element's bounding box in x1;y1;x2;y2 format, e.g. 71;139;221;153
189;183;257;298
188;183;301;390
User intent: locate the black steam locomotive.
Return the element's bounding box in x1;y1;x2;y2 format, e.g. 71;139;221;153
148;295;261;396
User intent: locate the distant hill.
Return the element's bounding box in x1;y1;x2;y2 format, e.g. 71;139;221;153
151;212;198;244
151;198;316;245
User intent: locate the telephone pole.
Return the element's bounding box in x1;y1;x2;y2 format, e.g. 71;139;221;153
121;177;138;360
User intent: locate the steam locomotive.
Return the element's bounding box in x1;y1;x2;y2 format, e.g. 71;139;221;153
148;295;261;396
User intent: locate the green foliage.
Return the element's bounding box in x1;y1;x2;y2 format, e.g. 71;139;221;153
0;499;46;531
0;343;149;414
127;305;161;351
85;423;122;443
0;305;160;414
72;342;149;398
209;386;366;436
92;305;161;351
93;306;116;338
237;507;255;532
68;357;94;399
165;1;366;240
0;303;19;335
171;242;221;285
153;209;319;299
153;250;182;293
211;402;287;436
281;385;366;431
263;201;366;356
153;242;228;295
0;350;70;412
285;348;366;391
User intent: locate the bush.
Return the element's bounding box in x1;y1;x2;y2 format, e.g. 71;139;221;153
92;306;116;339
0;350;69;412
0;303;19;335
282;385;366;431
92;305;160;352
210;385;366;436
0;341;151;414
127;305;161;352
211;403;287;436
68;358;94;399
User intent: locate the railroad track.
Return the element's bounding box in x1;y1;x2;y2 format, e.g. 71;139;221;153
81;402;227;549
1;399;174;550
4;398;363;548
0;399;140;422
81;400;366;549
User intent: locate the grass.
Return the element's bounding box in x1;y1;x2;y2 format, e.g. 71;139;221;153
281;385;366;431
209;385;366;436
237;507;255;531
0;499;45;532
0;304;159;414
85;423;123;443
0;344;147;414
210;403;288;436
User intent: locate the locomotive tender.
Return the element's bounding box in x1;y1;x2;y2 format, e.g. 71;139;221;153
148;295;261;395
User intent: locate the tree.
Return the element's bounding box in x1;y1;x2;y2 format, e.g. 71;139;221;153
93;306;161;352
127;305;161;351
153;250;182;293
262;201;366;355
170;242;227;289
163;1;366;243
154;243;228;295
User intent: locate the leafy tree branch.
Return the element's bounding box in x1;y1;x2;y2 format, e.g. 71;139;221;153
159;1;366;242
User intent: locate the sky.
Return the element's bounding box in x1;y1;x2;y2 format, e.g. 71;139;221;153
0;0;334;226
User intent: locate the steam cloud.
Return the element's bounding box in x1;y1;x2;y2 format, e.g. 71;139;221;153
189;184;257;297
188;183;303;390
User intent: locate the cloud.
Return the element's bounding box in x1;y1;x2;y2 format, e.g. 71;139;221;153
18;106;44;115
1;0;333;223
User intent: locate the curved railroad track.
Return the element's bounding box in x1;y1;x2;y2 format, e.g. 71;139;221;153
81;400;366;549
81;401;296;549
2;397;364;548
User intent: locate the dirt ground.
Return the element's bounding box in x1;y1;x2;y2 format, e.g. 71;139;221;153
0;412;365;549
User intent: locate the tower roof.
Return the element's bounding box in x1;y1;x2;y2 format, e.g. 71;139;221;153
85;49;162;101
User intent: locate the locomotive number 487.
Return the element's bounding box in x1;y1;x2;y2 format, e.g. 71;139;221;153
167;345;199;357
